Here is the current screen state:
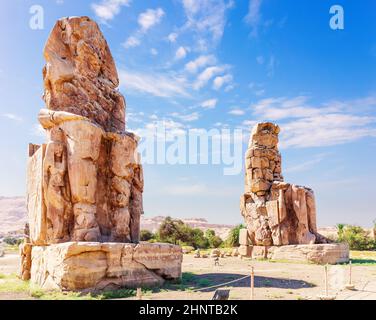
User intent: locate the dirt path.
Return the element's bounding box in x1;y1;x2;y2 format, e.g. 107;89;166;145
1;252;375;300
0;253;19;274
137;255;376;300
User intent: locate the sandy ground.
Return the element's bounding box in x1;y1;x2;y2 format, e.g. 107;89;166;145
0;253;375;300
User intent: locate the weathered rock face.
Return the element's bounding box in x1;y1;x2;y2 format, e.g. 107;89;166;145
19;243;32;280
43;17;125;132
24;16;182;289
241;122;329;246
31;242;182;291
27;16;144;245
250;243;349;265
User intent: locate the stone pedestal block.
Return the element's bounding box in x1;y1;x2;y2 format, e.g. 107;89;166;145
239;228;250;246
238;245;252;257
250;243;349;264
30;242;183;291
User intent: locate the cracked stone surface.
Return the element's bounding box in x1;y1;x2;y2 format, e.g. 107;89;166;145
22;16;183;289
31;242;183;291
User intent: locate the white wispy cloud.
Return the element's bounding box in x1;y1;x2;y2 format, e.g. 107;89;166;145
138;7;165;32
170;111;200;122
185;55;216;73
228;108;245;116
213;74;233;90
200;98;217;109
244;0;263;37
250;95;376;148
123;7;165;50
150;48;158;55
284;153;330;173
91;0;131;22
119;69;189;98
175;46;189;60
122;36;140;48
194;65;228;90
167;32;178;42
1;113;23;122
181;0;233;45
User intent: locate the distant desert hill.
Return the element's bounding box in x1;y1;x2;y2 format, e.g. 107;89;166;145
0;196;27;237
0;197;233;240
1;196;360;241
141;216;234;240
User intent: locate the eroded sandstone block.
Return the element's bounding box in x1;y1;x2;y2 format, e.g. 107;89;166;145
19;243;32;280
43;17;125;132
27;17;144;246
23;16;179;290
30;242;182;291
240;122;335;250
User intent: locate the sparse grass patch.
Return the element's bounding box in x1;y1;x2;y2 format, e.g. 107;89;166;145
197;278;212;288
181;272;196;284
4;244;20;253
262;279;272;287
0;276;30;293
0;273;155;300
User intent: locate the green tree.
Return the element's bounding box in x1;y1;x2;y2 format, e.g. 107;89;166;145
157;217;188;245
224;224;245;247
140;230;154;241
189;228;209;249
339;225;375;250
205;229;223;248
336;223;346;241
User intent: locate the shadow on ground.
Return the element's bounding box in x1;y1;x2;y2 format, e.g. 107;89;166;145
350;259;376;265
162;272;315;293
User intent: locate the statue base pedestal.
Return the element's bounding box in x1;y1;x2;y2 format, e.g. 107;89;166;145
241;243;349;264
29;241;182;291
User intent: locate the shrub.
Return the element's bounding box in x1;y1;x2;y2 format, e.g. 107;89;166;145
224;224;245;247
155;217;218;249
140;230;154;241
205;229;223;248
3;237;23;246
338;225;375;250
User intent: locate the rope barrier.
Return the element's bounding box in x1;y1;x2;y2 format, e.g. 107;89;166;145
192;274;251;292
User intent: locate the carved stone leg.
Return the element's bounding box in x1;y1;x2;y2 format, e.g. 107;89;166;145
72;203;100;241
130;189;143;243
111;207;131;242
19;243;32;281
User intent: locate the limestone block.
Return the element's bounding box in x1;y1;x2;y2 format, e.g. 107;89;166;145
238;245;252;257
263;168;274;181
240;122;328;250
19;243;32;280
261;157;269;168
109;133;137;179
239;228;250;246
269;244;349;264
27;144;47;245
251;180;270;193
43;17;125;132
210;249;221;258
251;246;270;259
231;248;239;256
251;157;262;168
31;242;183;291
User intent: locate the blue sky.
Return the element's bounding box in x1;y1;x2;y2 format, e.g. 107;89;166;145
0;0;375;227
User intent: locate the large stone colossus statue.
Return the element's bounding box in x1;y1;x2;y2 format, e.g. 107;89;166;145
21;17;182;291
239;123;349;264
